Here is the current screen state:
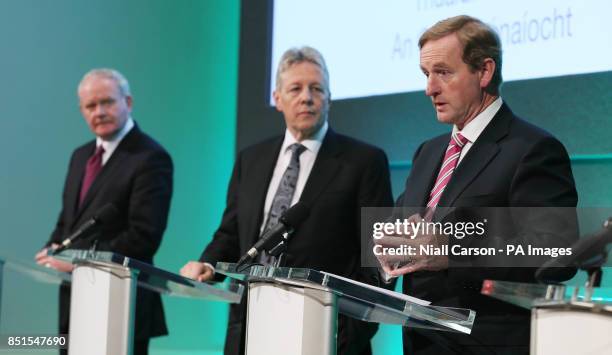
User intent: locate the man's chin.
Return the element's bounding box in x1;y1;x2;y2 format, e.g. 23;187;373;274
303;121;325;135
436;114;454;125
291;124;324;141
94;126;119;139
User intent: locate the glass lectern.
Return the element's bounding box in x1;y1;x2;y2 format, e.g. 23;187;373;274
217;262;476;355
0;251;243;355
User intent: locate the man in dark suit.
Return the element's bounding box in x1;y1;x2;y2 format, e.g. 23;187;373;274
35;68;173;355
180;46;393;354
375;16;578;354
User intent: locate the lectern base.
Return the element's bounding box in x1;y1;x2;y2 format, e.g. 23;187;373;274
246;282;338;355
531;307;612;355
69;263;136;355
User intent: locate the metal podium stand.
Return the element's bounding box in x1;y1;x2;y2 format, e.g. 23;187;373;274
216;262;476;355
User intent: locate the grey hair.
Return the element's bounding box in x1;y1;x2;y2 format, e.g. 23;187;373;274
275;46;330;94
78;68;131;97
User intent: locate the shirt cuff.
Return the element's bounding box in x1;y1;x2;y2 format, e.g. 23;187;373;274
203;262;215;276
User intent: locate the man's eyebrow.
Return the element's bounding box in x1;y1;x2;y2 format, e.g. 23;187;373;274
431;62;451;70
420;62;451;71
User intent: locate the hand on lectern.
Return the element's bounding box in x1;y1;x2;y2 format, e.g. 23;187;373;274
180;261;214;282
34;244;74;273
374;213;449;277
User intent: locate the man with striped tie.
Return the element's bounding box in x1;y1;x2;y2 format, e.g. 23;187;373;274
376;16;577;355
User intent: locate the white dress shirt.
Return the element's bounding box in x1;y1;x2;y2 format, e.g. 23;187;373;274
259;121;329;234
453;97;503;165
95;118;134;165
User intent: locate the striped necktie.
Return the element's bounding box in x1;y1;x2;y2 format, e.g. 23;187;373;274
426;132;468;209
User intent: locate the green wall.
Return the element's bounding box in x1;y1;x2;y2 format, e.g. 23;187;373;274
0;1;240;353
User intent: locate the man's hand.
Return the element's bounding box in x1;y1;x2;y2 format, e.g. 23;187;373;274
373;214;419;275
374;213;449;277
180;261;214;282
34;244;74;273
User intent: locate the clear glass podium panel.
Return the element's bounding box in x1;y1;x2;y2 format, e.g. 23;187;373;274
53;250;243;303
0;254;71;286
0;254;69;337
216;262;476;334
481;279;612;312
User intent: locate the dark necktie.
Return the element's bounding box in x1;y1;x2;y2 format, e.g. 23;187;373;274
79;145;105;206
259;143;306;264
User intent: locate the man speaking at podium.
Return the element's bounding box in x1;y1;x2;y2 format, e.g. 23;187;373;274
375;16;578;354
180;46;393;354
35;69;173;355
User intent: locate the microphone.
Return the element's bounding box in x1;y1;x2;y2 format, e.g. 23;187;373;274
51;203;119;255
236;202;310;268
535;216;612;282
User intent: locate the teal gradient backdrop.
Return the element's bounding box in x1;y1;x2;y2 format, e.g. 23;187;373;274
0;1;240;354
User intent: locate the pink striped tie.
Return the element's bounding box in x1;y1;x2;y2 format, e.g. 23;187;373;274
426;132;468;209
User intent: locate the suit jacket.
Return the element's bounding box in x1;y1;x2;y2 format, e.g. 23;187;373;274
48;124;173;341
200;128;393;355
397;104;577;353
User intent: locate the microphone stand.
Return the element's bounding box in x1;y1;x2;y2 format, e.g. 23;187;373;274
580;256;606;302
578;217;611;300
268;231;290;268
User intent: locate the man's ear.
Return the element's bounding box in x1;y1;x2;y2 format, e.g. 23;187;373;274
479;58;495;89
125;95;133;111
273;90;283;112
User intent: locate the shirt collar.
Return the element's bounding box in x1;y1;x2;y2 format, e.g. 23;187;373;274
281;120;328;155
452;97;503;143
96;117;134;152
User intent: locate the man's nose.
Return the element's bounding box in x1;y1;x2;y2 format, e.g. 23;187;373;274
425;76;440;97
94;104;106;116
299;88;314;103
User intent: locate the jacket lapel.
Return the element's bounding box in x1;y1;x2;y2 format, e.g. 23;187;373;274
73;126;139;223
438;104;513;207
409;137;449;207
66;143;94;226
243;129;342;245
299;129;341;207
244;137;284;246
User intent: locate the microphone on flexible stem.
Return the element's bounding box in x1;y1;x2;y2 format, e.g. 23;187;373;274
236;202;310;269
535;216;612;283
51;203;119;255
